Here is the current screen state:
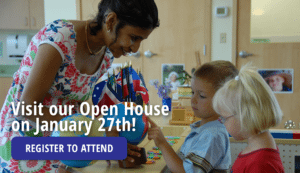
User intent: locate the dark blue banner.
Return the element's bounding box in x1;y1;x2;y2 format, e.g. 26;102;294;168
12;137;127;160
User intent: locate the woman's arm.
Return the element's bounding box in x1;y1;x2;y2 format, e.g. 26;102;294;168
20;44;64;123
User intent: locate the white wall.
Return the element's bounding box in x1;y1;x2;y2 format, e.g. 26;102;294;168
210;0;300;62
211;0;234;62
44;0;77;25
251;0;300;43
251;0;300;38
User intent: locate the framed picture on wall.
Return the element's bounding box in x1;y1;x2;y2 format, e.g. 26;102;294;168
162;64;185;91
258;69;294;93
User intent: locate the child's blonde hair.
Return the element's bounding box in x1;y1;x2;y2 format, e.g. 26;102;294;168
213;63;283;134
193;60;239;91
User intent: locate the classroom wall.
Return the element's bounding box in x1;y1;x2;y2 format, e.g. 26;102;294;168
211;0;300;62
1;0;236;65
211;0;234;62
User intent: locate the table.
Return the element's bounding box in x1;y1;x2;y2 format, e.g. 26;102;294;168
73;121;191;173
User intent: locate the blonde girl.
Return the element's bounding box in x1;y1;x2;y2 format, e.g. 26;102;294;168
213;64;284;172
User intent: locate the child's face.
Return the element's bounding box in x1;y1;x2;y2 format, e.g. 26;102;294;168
170;74;177;82
268;75;285;91
219;110;249;140
191;78;218;119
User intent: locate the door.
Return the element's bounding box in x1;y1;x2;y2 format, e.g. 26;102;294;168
236;0;300;129
142;0;211;106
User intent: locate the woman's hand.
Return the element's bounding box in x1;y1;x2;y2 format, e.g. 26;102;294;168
147;117;166;147
105;126;142;166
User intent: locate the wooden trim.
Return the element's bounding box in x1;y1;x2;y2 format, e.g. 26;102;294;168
76;0;82;20
178;97;192;99
230;137;300;145
169;120;191;125
205;0;212;63
231;0;238;65
273;139;300;145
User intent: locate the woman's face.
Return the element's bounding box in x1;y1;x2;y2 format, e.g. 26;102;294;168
268;75;284;91
106;24;153;58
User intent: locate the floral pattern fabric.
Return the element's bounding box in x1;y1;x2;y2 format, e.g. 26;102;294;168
0;19;114;172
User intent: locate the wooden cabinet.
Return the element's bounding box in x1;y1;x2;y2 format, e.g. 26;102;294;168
79;0;101;21
0;78;13;108
78;0;211;106
0;0;44;30
29;0;45;30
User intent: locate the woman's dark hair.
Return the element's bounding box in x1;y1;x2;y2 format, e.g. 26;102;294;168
90;0;159;35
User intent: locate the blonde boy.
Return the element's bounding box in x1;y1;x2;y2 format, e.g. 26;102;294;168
148;61;238;173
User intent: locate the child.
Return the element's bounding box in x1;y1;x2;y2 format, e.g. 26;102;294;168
148;61;238;173
212;64;284;172
261;70;292;92
166;71;181;91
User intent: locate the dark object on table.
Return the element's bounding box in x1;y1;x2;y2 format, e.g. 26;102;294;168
119;147;147;168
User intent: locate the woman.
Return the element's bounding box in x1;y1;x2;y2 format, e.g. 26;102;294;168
0;0;159;172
